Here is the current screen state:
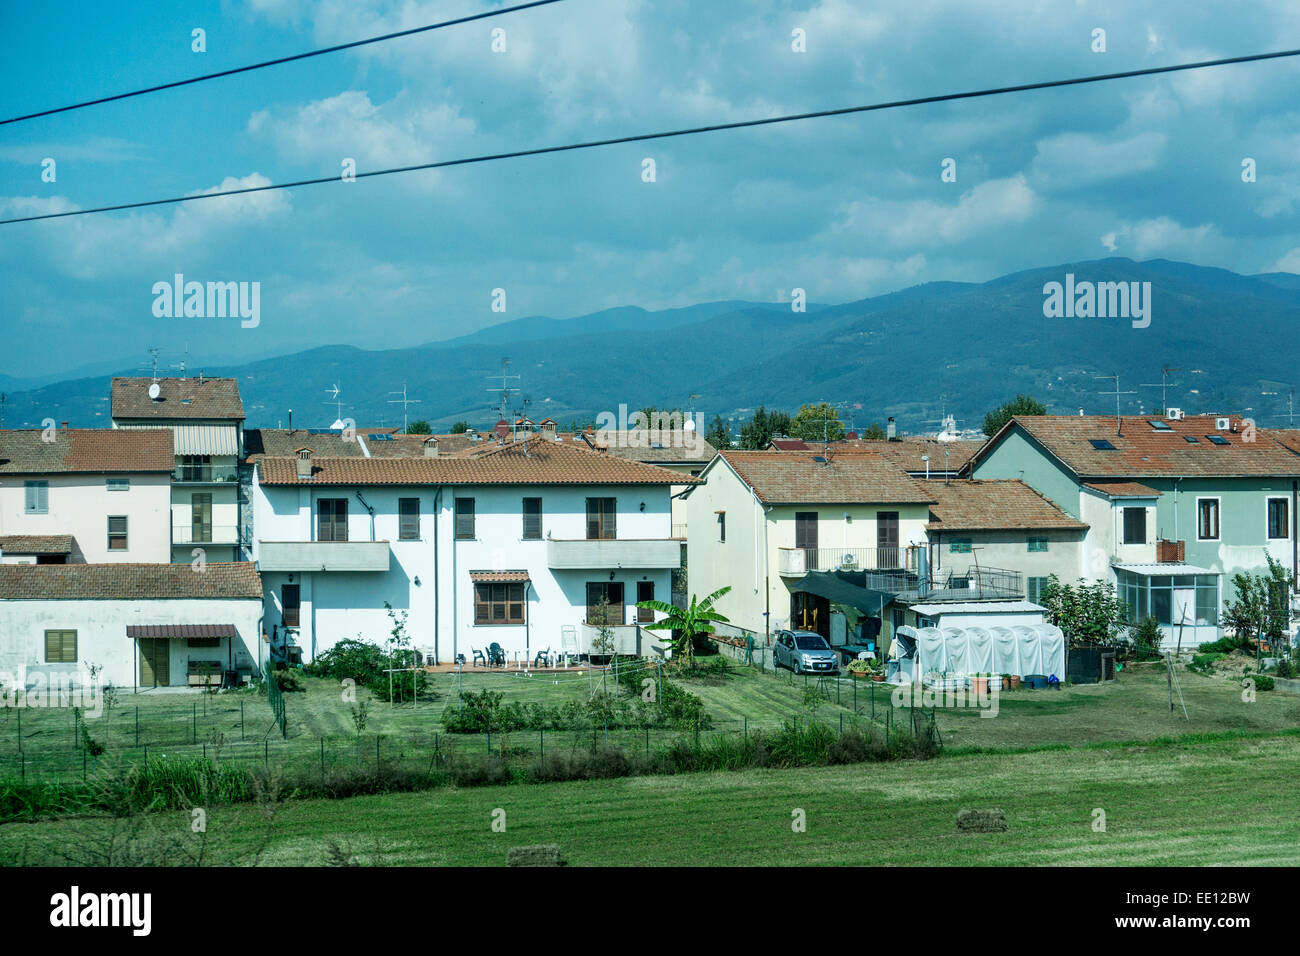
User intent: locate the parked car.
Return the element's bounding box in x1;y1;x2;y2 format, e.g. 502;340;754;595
773;629;840;674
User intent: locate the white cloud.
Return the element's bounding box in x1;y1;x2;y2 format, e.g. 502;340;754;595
826;176;1037;248
1030;131;1166;188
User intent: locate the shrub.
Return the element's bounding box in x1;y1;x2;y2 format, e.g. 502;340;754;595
273;668;304;692
1129;617;1164;662
307;639;387;685
1250;674;1275;692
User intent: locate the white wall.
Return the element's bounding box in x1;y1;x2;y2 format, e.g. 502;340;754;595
0;473;171;562
0;597;262;688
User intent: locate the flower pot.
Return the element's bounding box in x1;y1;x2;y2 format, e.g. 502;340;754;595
849;670;871;680
1002;677;1011;691
1009;675;1021;689
871;674;886;682
970;677;989;695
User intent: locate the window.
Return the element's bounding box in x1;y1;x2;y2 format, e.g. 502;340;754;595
795;512;818;551
1183;435;1199;444
949;538;972;554
455;497;475;539
1206;434;1230;446
44;629;77;663
586;582;625;624
522;497;542;540
586;497;617;540
107;516;128;551
191;493;212;543
636;581;655;623
1122;506;1146;545
474;583;525;625
1027;576;1048;605
1147;419;1172;431
1268;497;1289;540
107;477;129;492
1197;498;1220;540
1089;439;1116;450
1027;537;1048;552
717;511;726;542
180;455;212;481
399;497;420;540
281;585;300;627
317;498;348;541
24;480;48;514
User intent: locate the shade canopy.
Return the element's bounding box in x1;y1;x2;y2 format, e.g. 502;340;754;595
126;624;236;639
791;571;896;615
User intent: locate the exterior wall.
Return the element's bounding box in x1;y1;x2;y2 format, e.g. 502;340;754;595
170;454;240;562
1077;491;1158;584
685;459;765;636
252;471;675;663
0;473;171;563
0;597;262;688
928;528;1083;589
970;427;1083;518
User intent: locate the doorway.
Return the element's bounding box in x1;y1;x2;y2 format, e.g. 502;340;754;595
139;638;170;687
790;591;830;637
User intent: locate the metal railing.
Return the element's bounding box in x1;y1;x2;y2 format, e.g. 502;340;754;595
778;547;913;576
172;523;241;545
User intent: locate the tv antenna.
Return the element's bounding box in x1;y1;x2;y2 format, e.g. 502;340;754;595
1139;366;1182;413
0;392;5;429
139;347;161;382
486;358;520;424
388;382;421;433
1096;373;1137;435
324;384;345;427
169;344;190;380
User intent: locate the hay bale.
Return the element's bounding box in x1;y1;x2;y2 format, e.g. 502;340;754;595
507;844;566;867
956;808;1007;833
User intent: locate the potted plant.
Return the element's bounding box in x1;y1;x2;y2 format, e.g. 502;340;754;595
969;672;989;696
847;658;874;680
1008;675;1021;689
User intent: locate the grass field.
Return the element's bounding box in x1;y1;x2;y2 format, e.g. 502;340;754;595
2;655;1296;783
4;731;1298;866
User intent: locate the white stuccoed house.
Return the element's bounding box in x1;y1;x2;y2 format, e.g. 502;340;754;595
250;435;690;665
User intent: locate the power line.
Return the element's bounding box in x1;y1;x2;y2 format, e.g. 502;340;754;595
5;46;1300;226
0;0;566;127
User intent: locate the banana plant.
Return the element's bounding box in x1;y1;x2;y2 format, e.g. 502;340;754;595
636;586;731;668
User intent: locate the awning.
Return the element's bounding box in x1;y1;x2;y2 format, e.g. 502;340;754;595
119;423;238;455
1113;563;1217;576
790;571;896;615
469;570;531;584
126;624;237;638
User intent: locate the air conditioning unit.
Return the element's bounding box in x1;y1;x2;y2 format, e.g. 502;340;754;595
1215;417;1231;431
1165;408;1184;421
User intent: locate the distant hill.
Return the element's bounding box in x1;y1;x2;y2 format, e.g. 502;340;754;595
6;258;1300;432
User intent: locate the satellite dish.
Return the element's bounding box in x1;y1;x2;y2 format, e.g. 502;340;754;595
148;383;161;400
683;418;696;431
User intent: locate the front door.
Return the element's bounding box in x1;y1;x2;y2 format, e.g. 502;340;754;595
636;581;655;623
795;512;818;569
877;511;899;568
790;592;830;638
139;638;170;687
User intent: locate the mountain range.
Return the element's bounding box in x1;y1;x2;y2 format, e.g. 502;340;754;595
5;257;1300;435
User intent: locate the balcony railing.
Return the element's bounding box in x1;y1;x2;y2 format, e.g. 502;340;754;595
547;538;682;570
173;524;240;545
917;565;1024;601
671;523;688;540
173;468;239;484
258;540;391;572
778;547;914;576
579;623;654;656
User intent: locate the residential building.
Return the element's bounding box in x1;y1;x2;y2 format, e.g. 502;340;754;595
111;376;245;563
250;436;688;664
685;450;935;644
582;429;716;538
967;413;1300;646
0;562;264;688
0;429;173;563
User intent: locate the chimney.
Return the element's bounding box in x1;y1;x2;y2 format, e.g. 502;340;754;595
295;448;312;478
540;419;557;440
886;417;896;440
423;437;439;458
494;418;510;441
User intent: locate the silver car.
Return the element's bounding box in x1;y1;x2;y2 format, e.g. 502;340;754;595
773;629;840;674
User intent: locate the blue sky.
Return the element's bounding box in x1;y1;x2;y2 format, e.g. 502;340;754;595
3;0;1300;379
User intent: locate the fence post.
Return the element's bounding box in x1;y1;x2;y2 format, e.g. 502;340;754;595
20;750;24;782
264;739;268;769
192;702;197;744
376;734;381;770
15;706;20;752
321;737;326;778
134;706;138;748
240;700;245;740
540;728;544;759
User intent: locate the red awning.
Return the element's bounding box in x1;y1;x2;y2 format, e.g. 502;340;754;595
126;624;237;639
469;570;531;584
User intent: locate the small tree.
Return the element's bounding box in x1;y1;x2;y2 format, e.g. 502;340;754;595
406;420;432;435
705;415;730;449
636;587;731;668
1224;555;1292;657
789;403;846;442
860;422;887;440
1038;575;1127;647
449;421;469;434
982;394;1046;437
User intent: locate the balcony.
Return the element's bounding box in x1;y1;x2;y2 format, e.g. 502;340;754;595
258;540;391;572
778;547;913;577
547;538;681;570
173;468;239;485
173;524;240;546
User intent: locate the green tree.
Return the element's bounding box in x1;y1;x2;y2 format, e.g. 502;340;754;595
406;420;432;435
789;402;845;442
1224;556;1292;658
768;410;793;437
636;586;731;668
982;394;1046;437
739;406;773;449
1038;575;1127;648
449;421;469;434
860;422;887;440
705;415;730;448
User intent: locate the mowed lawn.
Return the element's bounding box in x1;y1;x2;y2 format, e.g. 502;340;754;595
4;733;1299;866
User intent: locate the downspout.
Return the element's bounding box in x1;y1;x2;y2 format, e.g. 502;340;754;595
525;580;533;661
451;491;458;662
762;498;775;645
433;487;442;665
1292;479;1297;590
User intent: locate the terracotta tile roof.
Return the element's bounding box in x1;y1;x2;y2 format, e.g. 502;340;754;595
924;480;1088;532
979;415;1300;478
769;438;810;451
1082;480;1163;498
126;624;238;638
718;450;935;505
469;570;531;583
112;377;245;420
584;430;716;464
0;534;74;555
0;429;173;474
838;437;982;473
245;429;488;461
0;562;262;600
258;438;692;486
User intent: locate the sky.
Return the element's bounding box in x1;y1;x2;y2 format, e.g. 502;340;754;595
3;0;1300;380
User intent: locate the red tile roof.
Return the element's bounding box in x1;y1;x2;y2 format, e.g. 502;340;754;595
0;534;74;555
0;429;173;474
717;450;934;505
258;438;691;486
125;624;238;638
469;570;531;583
0;562;262;600
977;415;1300;478
112;377;244;420
924;480;1088;532
839;437;982;473
1082;480;1163;498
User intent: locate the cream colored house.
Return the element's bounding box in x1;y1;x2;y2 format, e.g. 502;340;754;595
111;376;245;563
685;450;934;645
